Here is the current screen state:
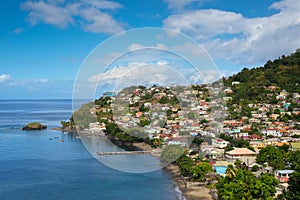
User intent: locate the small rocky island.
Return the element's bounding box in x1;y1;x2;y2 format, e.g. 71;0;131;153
22;122;47;130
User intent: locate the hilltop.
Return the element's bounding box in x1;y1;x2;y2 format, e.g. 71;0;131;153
223;49;300;104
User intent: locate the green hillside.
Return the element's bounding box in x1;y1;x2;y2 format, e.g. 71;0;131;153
223;49;300;104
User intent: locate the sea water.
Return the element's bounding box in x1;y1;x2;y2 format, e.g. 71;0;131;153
0;99;183;200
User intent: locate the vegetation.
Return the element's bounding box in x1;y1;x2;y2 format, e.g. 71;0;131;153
279;151;300;199
192;162;213;182
160;144;186;163
217;167;279;200
22;122;47;130
175;154;194;177
223;50;300;105
256;145;288;170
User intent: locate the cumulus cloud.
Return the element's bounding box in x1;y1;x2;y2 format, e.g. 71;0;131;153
21;1;74;28
88;62;193;91
21;0;123;34
163;0;300;65
0;74;11;83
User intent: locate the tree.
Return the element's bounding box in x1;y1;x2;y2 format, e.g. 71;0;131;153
192;162;213;182
281;171;300;200
176;154;194;177
234;159;242;169
217;169;279;200
158;96;168;104
160;144;185;163
225;164;238;179
256;145;286;170
251;165;259;172
150;138;162;148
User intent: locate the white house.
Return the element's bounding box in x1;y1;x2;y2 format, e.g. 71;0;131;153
212;138;229;148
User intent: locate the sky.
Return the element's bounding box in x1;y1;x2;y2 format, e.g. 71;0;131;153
1;0;300;99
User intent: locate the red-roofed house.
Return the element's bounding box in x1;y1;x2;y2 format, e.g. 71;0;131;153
248;134;262;141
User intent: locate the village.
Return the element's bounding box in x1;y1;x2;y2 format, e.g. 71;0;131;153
85;80;300;199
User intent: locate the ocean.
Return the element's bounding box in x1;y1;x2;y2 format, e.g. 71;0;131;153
0;99;183;200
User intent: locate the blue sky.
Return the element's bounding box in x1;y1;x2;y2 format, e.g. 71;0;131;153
1;0;300;99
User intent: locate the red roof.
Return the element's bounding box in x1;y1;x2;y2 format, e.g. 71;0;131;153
248;134;261;139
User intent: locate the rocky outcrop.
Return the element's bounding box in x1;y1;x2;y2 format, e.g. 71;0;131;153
22;122;47;130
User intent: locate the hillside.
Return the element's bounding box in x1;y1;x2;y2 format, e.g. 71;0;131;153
223;49;300;104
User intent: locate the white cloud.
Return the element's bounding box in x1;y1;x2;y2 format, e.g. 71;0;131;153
127;43;168;51
13;28;24;34
163;0;300;65
82;0;122;10
157;60;169;66
8;78;49;88
0;74;11;83
164;0;207;10
88;62;191;91
21;0;123;34
34;78;49;83
21;1;74;28
79;7;123;34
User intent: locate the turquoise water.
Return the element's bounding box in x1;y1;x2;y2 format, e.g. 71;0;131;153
214;166;227;175
0;100;183;200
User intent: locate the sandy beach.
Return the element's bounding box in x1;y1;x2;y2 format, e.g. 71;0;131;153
165;164;213;200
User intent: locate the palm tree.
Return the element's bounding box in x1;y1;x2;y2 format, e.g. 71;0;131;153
234;159;242;168
225;165;238;179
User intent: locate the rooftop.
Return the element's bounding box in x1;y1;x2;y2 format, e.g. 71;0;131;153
226;148;257;155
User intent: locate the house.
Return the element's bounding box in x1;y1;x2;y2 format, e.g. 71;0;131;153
249;141;265;150
290;142;300;151
274;170;294;183
240;132;249;140
280;90;289;97
223;97;232;101
168;137;188;146
232;81;240;85
224;88;233;94
290;129;300;136
225;148;257;160
293;93;300;99
209;149;225;159
212;138;229;148
248;134;262;141
135;112;143;118
262;128;282;137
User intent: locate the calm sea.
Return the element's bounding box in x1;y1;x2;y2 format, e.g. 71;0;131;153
0;99;183;200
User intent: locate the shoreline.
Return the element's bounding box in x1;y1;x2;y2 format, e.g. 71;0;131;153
55;129;213;200
164;164;213;200
132;142;213;200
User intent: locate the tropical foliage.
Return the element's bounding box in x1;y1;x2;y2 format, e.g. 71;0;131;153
217;168;279;200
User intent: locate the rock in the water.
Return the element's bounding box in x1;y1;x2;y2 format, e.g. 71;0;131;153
22;122;47;130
